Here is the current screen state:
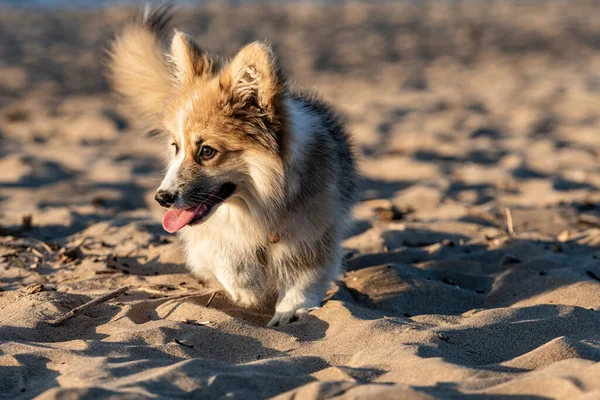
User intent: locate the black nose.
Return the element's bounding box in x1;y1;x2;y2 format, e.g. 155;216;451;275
155;190;176;208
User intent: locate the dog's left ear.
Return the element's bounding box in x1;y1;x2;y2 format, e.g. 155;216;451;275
170;30;218;82
219;42;285;116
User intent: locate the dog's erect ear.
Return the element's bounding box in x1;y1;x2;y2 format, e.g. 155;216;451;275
170;31;218;82
219;42;285;116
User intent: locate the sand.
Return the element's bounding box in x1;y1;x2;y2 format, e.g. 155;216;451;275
1;1;600;399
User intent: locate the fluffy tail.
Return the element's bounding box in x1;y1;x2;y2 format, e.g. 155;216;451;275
107;5;173;126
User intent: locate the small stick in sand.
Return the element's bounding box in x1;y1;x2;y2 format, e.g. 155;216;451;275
504;207;514;236
174;339;194;348
48;286;129;327
205;291;218;307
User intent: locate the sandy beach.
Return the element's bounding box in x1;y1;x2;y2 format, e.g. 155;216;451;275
1;1;600;398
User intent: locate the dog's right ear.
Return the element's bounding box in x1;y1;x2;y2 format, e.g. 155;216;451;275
170;31;219;83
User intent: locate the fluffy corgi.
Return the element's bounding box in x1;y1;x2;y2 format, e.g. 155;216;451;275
108;6;357;326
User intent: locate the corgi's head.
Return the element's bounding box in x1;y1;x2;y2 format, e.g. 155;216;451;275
158;34;289;232
111;28;289;233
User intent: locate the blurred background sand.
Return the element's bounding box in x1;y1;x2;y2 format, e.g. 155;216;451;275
1;1;600;399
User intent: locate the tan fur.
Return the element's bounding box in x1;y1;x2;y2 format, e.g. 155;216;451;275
170;31;220;83
107;20;172;126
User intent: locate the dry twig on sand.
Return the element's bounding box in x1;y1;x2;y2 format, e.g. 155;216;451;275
504;207;514;236
48;286;129;326
174;339;194;348
205;292;218;307
1;236;55;270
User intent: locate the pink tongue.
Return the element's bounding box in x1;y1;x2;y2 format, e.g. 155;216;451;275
162;207;199;233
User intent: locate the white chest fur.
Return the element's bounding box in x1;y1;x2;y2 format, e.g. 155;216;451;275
178;200;267;279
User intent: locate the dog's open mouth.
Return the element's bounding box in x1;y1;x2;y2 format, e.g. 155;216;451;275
162;183;236;233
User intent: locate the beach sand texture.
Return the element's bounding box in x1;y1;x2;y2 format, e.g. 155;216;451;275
1;2;600;399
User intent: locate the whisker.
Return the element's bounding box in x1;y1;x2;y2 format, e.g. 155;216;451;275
186;192;229;202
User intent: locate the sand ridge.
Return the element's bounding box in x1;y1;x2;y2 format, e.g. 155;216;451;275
1;2;600;399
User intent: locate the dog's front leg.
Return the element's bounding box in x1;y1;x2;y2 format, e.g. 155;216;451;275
267;265;335;327
213;261;267;307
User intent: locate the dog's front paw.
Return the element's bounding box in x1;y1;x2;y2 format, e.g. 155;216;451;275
267;307;320;327
228;286;262;307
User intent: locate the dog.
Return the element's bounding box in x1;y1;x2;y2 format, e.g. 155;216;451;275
107;6;357;326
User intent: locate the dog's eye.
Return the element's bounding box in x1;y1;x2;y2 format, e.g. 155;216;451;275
171;142;179;155
200;145;216;160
